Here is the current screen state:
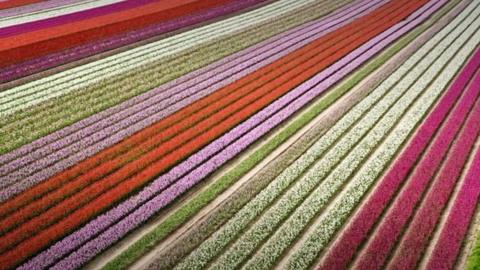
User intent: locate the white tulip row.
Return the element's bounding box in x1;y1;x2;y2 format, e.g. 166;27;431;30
0;0;320;116
173;1;478;270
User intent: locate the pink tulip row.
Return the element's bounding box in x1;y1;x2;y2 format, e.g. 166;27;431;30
19;1;444;268
319;44;480;270
387;77;480;269
353;60;480;270
426;144;480;269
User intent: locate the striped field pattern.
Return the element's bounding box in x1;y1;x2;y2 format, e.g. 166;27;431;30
1;0;480;269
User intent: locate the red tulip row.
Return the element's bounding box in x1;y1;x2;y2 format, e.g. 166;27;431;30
0;0;403;235
0;1;429;268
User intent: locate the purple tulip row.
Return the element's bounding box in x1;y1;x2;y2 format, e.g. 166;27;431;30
387;70;480;270
20;1;443;268
0;0;264;83
0;0;381;201
426;144;480;269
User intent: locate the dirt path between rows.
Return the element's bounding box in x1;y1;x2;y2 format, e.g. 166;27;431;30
312;1;469;268
130;29;418;269
83;0;456;268
127;72;364;270
81;1;350;269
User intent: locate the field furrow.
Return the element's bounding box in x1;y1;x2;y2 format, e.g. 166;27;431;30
2;0;480;269
174;2;475;269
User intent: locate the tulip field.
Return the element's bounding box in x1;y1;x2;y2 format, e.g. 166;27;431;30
1;0;480;269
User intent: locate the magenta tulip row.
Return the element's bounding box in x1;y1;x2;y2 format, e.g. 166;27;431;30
426;145;480;269
387;73;480;269
19;2;443;268
319;45;480;270
354;56;480;270
0;0;381;202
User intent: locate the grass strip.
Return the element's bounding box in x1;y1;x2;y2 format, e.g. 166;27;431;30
44;0;431;268
204;3;475;270
469;228;480;270
97;2;455;269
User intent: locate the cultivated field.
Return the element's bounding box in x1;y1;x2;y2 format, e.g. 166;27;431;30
0;0;479;269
